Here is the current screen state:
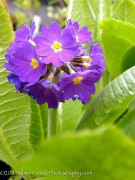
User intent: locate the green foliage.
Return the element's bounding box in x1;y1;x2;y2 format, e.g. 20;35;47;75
33;0;41;11
1;0;135;179
57;100;83;133
64;0;69;4
16;126;135;180
112;0;135;24
68;0;111;39
49;0;60;5
0;3;14;57
121;45;135;72
14;0;32;11
0;1;48;167
100;18;135;77
13;0;41;28
118;109;135;140
14;10;29;28
0;1;34;167
30;100;48;151
78;66;135;129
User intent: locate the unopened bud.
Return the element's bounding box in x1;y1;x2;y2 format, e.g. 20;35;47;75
83;62;90;68
61;63;76;74
82;56;92;61
73;56;91;62
71;61;90;68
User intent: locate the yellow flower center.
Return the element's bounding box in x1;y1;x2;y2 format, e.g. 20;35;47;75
73;76;83;85
51;41;62;52
30;58;38;69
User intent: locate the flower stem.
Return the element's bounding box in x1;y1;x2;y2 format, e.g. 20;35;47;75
47;109;57;139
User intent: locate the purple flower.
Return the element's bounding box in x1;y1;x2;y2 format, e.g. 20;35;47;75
7;74;25;92
5;21;105;109
15;22;36;46
59;69;102;104
67;19;92;45
89;43;105;71
78;47;87;56
27;80;63;108
6;43;22;59
34;22;79;67
6;22;36;58
5;42;47;84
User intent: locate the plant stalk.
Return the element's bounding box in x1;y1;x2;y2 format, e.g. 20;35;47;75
47;109;57;139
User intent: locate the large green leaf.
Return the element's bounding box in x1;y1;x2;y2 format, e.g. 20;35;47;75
30;100;48;151
0;2;47;167
57;100;83;133
118;109;135;140
68;0;111;39
112;0;135;25
77;66;135;129
100;18;135;77
16;126;135;180
0;1;33;167
121;45;135;72
0;3;14;57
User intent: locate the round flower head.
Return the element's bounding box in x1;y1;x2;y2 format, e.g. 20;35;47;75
5;42;47;84
5;20;105;109
27;80;63;108
59;69;102;104
34;22;79;67
67;19;92;45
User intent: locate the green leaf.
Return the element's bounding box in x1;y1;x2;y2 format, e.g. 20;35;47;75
30;100;48;151
57;100;83;133
121;45;135;72
100;18;135;77
0;3;14;57
112;0;135;25
0;1;33;167
33;0;41;11
118;109;135;140
68;0;111;39
16;126;135;180
14;0;32;11
77;66;135;129
0;2;48;167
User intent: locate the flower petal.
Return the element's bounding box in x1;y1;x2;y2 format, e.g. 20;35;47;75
7;74;24;92
23;42;36;59
40;26;54;43
34;36;53;56
67;19;79;32
41;53;63;67
27;80;61;108
73;21;79;32
90;43;103;55
77;84;95;104
59;48;79;62
92;53;105;62
50;22;61;41
77;26;92;44
61;27;76;48
15;24;29;42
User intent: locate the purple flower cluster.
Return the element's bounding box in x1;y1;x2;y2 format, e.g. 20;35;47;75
5;20;105;108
